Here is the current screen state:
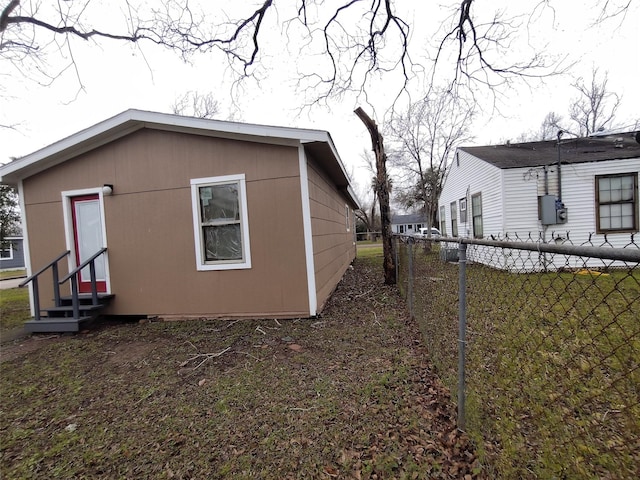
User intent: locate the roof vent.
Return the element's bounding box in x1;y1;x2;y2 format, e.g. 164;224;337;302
636;131;640;144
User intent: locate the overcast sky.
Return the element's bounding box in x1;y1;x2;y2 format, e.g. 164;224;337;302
1;1;638;192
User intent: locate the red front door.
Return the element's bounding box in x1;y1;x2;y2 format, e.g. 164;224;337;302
71;195;107;293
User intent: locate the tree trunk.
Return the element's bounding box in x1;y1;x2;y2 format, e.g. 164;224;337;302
369;185;377;241
355;107;396;285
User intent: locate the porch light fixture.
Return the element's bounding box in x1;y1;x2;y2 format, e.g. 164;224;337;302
102;184;113;196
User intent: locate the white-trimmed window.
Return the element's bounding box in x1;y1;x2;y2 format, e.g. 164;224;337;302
439;206;447;236
450;201;458;237
0;243;13;260
459;197;467;223
596;173;638;233
190;174;251;271
472;192;483;238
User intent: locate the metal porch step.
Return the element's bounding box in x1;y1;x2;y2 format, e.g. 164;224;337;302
59;293;115;306
43;304;105;318
24;316;94;333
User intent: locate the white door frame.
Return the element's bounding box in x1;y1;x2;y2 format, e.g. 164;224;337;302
61;187;111;294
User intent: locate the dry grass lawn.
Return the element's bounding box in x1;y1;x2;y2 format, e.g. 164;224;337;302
1;251;483;479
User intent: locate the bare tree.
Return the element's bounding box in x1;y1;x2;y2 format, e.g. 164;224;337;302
355;107;395;285
539;111;563;140
526;68;622;140
387;89;474;235
171;91;219;119
433;1;555;92
568;67;621;135
4;1;627;101
353;150;379;238
0;0;414;99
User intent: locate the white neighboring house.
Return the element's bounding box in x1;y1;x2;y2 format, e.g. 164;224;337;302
391;213;429;235
438;131;640;270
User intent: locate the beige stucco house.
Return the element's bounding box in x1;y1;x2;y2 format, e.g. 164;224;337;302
0;110;359;331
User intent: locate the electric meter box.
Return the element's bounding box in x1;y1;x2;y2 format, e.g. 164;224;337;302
540;195;557;225
556;207;568;224
541;195;568;225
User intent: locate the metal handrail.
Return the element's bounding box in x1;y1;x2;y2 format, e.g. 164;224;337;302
19;250;70;321
59;247;108;319
20;250;70;288
59;247;108;284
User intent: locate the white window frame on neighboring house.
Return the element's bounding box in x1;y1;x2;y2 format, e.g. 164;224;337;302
190;174;252;271
450;201;458;237
459;197;467;223
0;243;13;260
439;205;447;236
472;192;483;238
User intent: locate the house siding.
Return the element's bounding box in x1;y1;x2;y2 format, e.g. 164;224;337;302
500;158;639;247
439;149;504;238
440;148;639;271
502;168;541;234
550;159;638;247
306;156;356;312
22;128;311;318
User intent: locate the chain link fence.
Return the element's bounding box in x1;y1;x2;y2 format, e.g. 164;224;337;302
394;233;640;479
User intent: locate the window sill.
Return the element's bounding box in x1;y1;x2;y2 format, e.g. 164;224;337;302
196;261;252;271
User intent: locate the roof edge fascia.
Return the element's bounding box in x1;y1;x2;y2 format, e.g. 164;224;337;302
0;109;334;183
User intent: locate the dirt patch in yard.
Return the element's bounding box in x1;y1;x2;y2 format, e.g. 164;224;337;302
0;334;68;363
103;340;163;366
0;254;486;479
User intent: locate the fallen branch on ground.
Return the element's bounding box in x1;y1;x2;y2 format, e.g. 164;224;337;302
181;344;232;370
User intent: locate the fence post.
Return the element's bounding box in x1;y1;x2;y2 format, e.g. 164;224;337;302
458;242;468;431
407;238;414;319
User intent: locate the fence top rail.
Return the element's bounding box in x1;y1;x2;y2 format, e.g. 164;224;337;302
393;234;640;263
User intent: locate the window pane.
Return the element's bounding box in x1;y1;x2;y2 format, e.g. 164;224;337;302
473;217;483;237
203;224;242;261
200;184;239;223
610;204;622;217
622;175;634;202
610;186;622;202
621;203;633;228
611;216;622;229
599;189;611;202
599;205;611;229
610;177;622;190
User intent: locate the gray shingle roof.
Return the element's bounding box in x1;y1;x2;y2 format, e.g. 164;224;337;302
460;131;640;169
391;214;427;224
